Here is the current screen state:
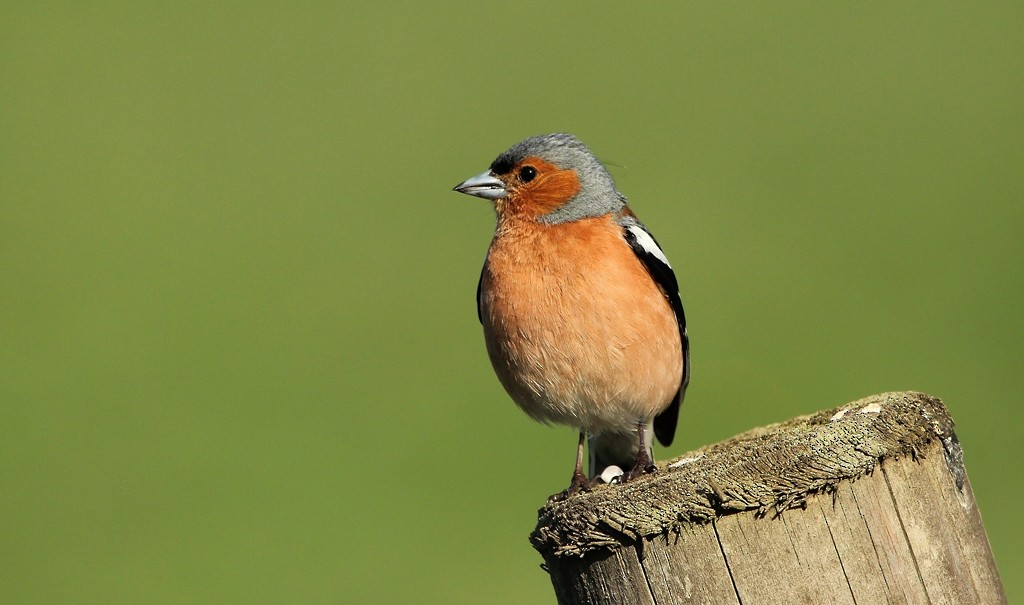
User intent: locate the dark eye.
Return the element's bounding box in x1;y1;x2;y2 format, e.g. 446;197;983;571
518;165;537;183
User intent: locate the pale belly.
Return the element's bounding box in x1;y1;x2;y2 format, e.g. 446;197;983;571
480;224;682;436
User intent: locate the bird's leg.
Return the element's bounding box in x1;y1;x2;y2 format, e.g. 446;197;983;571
623;422;656;482
569;431;589;489
547;432;591;503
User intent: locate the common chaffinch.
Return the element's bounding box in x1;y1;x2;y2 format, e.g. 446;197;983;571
454;133;689;499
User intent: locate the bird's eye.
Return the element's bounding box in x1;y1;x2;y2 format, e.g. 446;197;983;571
518;166;537;183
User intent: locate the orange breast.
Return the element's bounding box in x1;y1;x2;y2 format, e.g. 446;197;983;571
480;214;682;435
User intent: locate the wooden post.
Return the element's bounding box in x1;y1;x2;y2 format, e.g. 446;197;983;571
532;392;1006;605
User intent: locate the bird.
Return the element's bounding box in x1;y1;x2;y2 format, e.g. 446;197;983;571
453;133;689;499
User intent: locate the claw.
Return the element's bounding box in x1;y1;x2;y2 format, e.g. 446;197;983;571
547;470;592;503
622;422;657;482
623;458;656;482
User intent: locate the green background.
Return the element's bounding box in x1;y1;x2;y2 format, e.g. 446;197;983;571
3;3;1021;603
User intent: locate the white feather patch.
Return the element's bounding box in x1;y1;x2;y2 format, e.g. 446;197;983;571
627;225;672;268
599;465;624;484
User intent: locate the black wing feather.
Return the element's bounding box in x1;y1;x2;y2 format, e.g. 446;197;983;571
476;267;484;324
621;220;689;447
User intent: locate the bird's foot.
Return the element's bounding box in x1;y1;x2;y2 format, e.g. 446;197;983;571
622;448;657;483
546;470;593;504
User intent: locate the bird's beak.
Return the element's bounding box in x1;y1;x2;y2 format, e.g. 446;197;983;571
453;171;508;200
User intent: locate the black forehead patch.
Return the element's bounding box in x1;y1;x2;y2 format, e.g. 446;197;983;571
487;133;596;177
489;152;521;176
488;133;583;176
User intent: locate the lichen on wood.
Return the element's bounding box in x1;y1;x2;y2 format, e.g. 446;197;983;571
532;391;961;558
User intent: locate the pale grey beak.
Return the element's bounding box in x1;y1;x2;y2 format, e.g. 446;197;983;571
453;171;507;200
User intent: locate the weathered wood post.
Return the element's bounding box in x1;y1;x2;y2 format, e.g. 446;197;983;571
532;392;1006;605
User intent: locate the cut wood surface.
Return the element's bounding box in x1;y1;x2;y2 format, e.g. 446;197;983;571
533;392;1006;605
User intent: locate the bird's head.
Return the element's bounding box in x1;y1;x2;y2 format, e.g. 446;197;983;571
453;133;626;224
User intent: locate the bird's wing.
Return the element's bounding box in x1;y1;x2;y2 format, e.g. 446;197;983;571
619;213;689;447
476;266;484;324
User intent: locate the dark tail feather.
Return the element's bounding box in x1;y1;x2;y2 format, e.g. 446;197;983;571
653;391;680;446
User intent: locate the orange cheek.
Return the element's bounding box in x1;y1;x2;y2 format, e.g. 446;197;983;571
501;159;581;220
525;170;581;212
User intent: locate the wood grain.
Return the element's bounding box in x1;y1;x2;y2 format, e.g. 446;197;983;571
534;392;1006;604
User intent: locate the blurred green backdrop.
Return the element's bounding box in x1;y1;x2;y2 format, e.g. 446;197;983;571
2;3;1021;603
